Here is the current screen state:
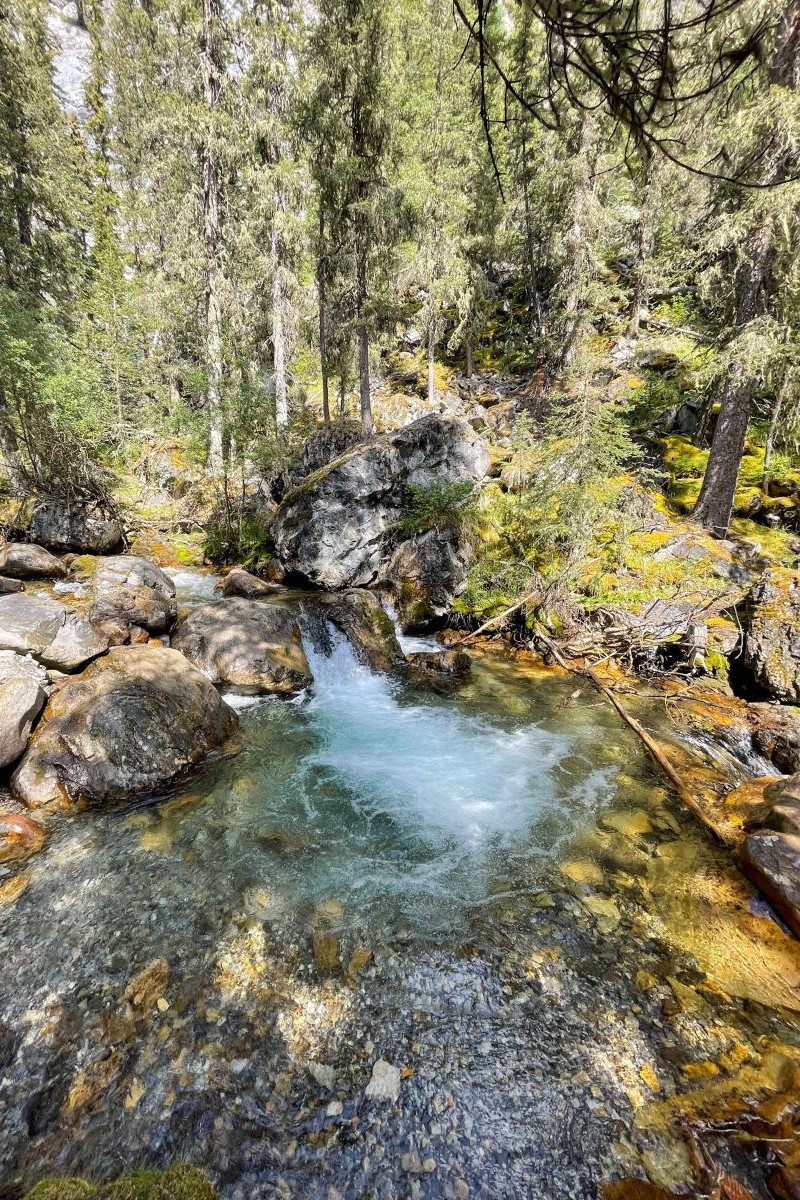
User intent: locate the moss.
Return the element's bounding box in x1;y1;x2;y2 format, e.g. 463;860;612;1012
25;1167;218;1200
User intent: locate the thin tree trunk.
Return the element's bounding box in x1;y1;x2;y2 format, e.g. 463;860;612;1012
520;124;544;334
465;328;473;379
762;385;786;494
691;0;799;535
271;225;288;433
559;114;593;370
201;0;224;474
427;299;436;405
317;210;330;426
356;248;373;436
627;162;652;339
339;373;347;420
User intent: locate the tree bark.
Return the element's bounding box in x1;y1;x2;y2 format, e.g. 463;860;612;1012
627;162;652;339
356;247;373;436
271;223;288;433
201;0;224;474
691;0;799;535
427;298;436;405
317;209;330;425
558;114;593;370
465;330;473;379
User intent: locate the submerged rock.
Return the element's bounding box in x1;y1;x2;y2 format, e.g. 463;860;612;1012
405;648;472;675
381;526;473;632
0;594;109;672
12;645;238;808
30;499;123;554
91;555;177;633
0;542;66;580
318;589;405;672
171;599;312;694
740;830;800;937
273;414;488;589
0;812;47;863
742;568;800;702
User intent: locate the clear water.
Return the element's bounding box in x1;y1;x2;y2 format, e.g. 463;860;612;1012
2;574;799;1198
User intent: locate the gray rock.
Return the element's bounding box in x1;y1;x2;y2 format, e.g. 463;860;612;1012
318;590;405;672
0;577;24;594
171;599;312;694
220;568;281;599
740;830;800;937
0;543;67;580
742;569;800;703
0;676;46;769
365;1059;402;1101
0;594;109;672
273;415;489;589
92;556;177;633
405;649;472;675
12;645;239;808
30;500;122;554
381;527;473;633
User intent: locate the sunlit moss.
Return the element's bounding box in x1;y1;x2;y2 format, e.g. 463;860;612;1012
24;1167;218;1200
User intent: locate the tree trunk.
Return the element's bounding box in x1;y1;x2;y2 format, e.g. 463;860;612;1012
465;330;473;379
317;210;330;425
558;114;593;370
763;380;788;493
201;0;224;474
271;224;288;433
427;298;436;405
691;365;754;536
339;373;347;419
627;163;652;339
520;123;544;334
691;0;799;535
356;247;373;436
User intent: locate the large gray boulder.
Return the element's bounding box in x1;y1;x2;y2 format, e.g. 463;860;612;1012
381;527;473;633
171;599;312;694
92;555;177;633
273;415;489;589
0;542;67;580
0;676;46;769
0;593;109;672
742;568;800;703
318;590;405;673
12;645;239;808
30;500;122;554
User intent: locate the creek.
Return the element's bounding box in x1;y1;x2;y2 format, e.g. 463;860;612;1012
1;572;799;1199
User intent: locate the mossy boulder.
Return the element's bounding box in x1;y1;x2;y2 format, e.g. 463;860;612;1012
25;1165;218;1200
742;568;800;703
318;589;405;672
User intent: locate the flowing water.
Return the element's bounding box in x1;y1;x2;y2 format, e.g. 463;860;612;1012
1;573;800;1199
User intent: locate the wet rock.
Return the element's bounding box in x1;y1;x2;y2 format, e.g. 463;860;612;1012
751;704;800;773
30;499;122;554
220;567;281;599
274;414;488;589
405;648;472;675
365;1059;402;1101
0;576;24;593
0;676;46;768
0;812;46;862
0;1022;18;1070
0;871;30;903
318;589;405;672
740;830;800;937
0;593;109;672
0;542;67;580
12;645;239;808
381;527;474;633
742;568;800;702
91;555;177;633
171;599;312;694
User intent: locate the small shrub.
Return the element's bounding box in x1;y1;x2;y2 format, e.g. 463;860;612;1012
394;479;476;538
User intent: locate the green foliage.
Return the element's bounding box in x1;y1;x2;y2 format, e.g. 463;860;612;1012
24;1166;217;1200
394;479;475;539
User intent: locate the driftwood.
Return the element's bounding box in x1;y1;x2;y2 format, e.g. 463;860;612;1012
456;588;540;645
536;632;732;846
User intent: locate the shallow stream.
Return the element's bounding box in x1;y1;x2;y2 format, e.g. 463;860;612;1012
1;572;800;1198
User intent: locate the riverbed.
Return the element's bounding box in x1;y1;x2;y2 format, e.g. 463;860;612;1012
1;573;799;1198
